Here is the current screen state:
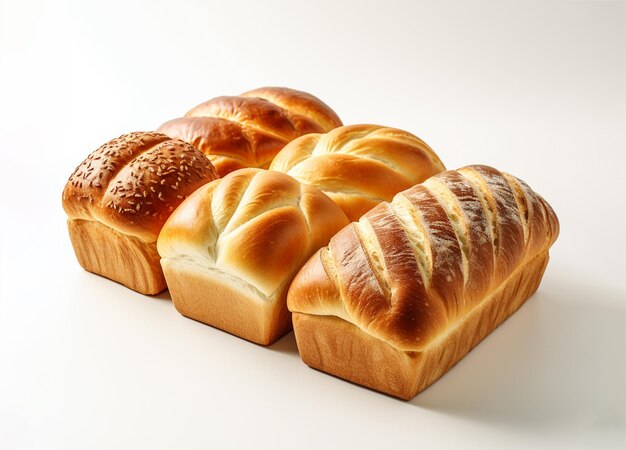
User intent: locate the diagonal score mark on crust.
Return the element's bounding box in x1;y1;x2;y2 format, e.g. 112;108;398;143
281;168;390;204
96;134;171;210
457;168;498;274
277;135;323;173
421;178;470;286
211;171;256;236
243;89;341;132
216;171;301;247
219;203;300;245
341;141;406;173
342;127;444;171
352;218;392;303
389;193;433;288
296;183;311;237
319;247;352;321
196;99;308;143
339;132;426;171
502;173;530;245
311;127;375;157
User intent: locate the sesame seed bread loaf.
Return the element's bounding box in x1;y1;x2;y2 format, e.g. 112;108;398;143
269;124;446;221
287;165;559;399
62;132;218;294
157;87;342;177
157;168;350;345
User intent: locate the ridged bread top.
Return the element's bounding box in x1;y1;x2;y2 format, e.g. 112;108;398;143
62;132;218;242
157;87;343;177
269;124;446;221
157;169;350;300
287;165;559;351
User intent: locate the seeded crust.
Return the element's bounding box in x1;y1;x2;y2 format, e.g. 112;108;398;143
157;87;343;177
269;124;446;221
62;131;218;243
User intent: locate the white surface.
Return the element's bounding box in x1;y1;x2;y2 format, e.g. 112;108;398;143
1;0;625;448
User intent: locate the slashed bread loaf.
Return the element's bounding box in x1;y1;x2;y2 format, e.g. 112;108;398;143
287;165;559;399
157;168;350;345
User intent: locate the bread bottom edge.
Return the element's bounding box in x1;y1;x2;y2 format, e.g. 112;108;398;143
67;219;166;295
161;258;292;346
292;251;550;400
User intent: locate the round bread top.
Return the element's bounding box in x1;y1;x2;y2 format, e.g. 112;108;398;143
269;124;446;221
157;168;350;300
157;87;343;177
287;165;560;352
62;132;218;242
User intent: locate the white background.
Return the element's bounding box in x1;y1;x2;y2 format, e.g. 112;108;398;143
1;0;625;448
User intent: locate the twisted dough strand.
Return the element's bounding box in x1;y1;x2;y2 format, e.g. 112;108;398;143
158;87;342;177
270;124;446;221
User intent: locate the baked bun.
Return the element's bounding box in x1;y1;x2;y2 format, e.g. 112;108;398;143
269;124;446;221
62;132;218;294
288;165;559;399
157;168;350;345
157;87;342;177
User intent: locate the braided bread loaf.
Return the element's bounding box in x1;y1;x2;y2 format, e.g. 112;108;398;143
288;165;559;399
157;87;342;177
62;132;218;294
157;168;349;345
269;124;446;221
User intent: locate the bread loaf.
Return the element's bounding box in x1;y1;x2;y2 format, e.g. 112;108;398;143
157;168;350;345
157;87;342;177
62;132;218;294
269;124;445;221
287;165;559;399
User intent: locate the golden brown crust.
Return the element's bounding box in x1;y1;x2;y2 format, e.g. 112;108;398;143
241;87;342;132
157;169;350;345
162;259;293;345
269;124;446;221
288;165;559;352
67;219;166;294
157;87;343;177
292;251;550;399
62;132;218;242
